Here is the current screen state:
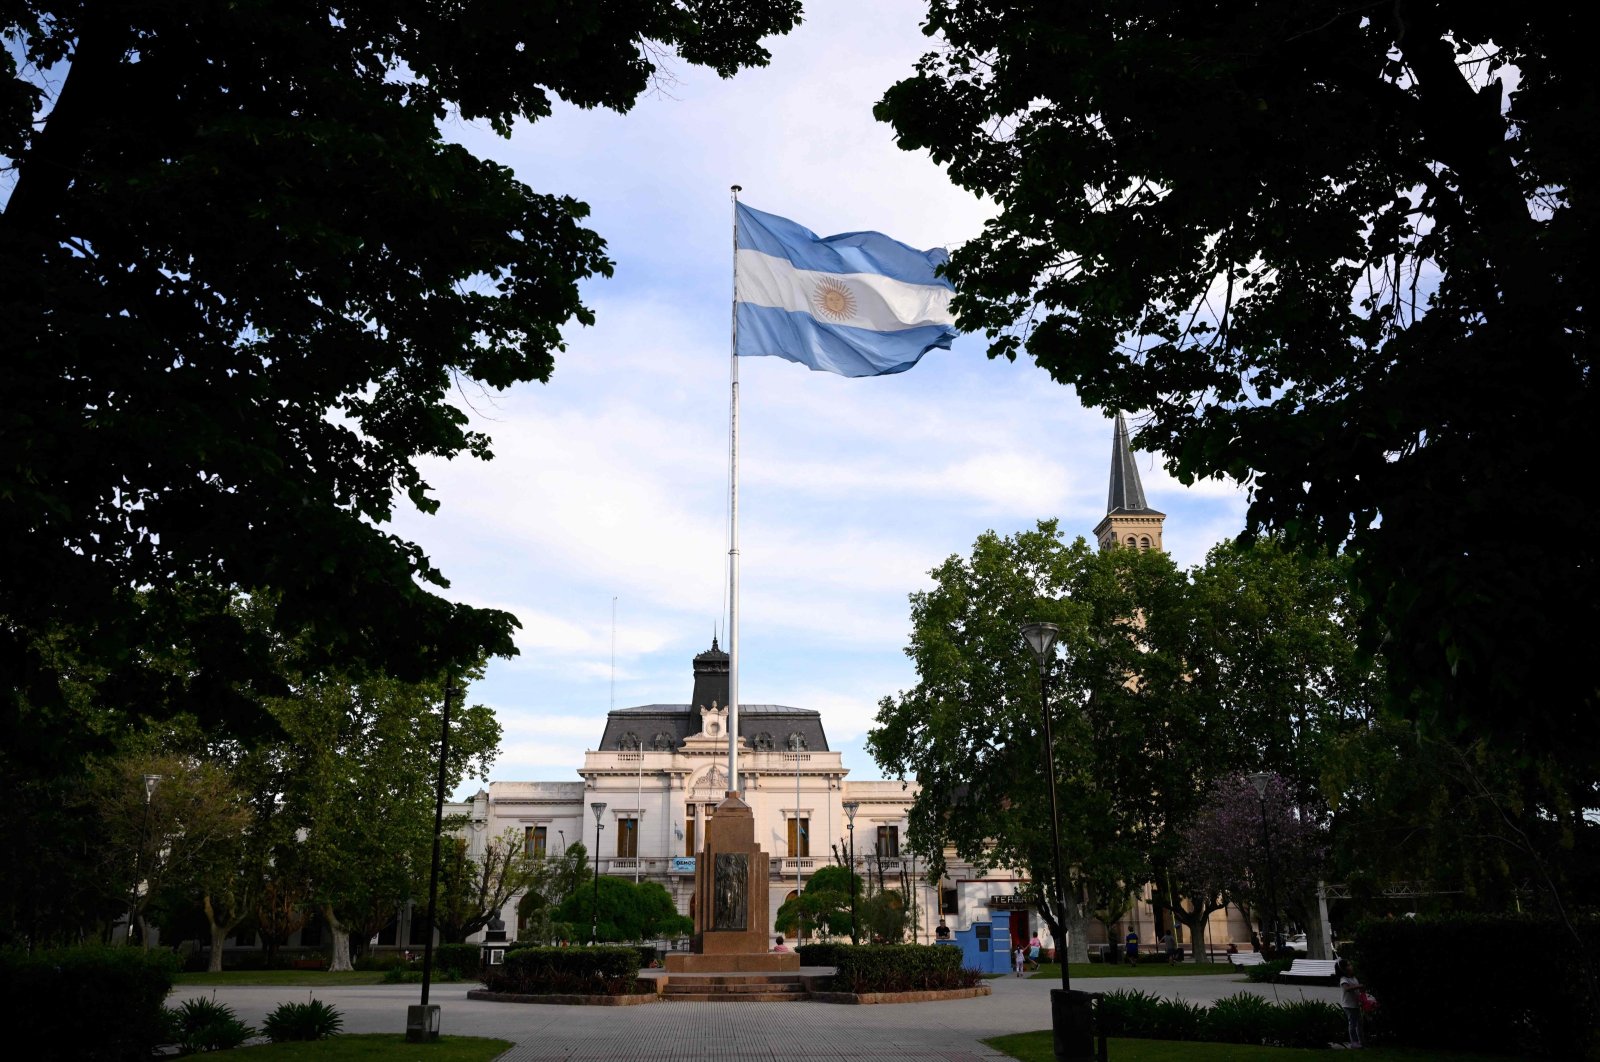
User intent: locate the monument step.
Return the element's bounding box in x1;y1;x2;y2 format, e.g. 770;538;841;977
661;987;808;1003
662;981;806;994
662;991;806;998
664;974;802;986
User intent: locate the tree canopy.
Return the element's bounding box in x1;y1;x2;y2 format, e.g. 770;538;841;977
871;522;1374;957
0;0;802;752
274;666;499;970
870;523;1179;959
554;875;690;944
876;2;1596;779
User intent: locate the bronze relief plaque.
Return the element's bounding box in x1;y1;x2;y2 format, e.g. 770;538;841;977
712;853;748;930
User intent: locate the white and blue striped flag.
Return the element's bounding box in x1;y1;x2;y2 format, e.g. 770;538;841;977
734;203;957;377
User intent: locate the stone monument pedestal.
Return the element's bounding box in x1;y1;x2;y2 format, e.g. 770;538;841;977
663;791;797;974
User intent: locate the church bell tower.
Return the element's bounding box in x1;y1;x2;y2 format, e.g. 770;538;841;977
1093;412;1166;552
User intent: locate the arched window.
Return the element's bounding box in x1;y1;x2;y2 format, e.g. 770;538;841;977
1139;536;1151;550
1126;535;1137;547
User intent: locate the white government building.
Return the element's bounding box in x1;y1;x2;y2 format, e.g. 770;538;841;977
456;637;978;946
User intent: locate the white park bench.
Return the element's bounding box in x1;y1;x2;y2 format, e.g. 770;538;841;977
1228;952;1266;967
1282;958;1339;984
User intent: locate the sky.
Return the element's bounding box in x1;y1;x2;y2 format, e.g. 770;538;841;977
382;0;1255;795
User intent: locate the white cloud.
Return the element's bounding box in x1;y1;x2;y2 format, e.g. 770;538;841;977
400;0;1257;796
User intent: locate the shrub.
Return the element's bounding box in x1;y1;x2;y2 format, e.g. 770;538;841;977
351;952;408;972
481;945;650;996
1095;989;1162;1036
796;942;849;968
1150;997;1206;1041
1350;915;1600;1059
261;997;343;1042
432;943;483;979
1243;958;1292;982
1270;999;1345;1049
167;995;255;1054
1204;992;1277;1045
827;944;977;993
635;945;659;968
1100;988;1345;1049
0;945;178;1062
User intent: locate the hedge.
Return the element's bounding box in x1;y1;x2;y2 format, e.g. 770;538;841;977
0;946;179;1061
431;943;483;978
796;942;849;968
480;945;650;996
1348;915;1600;1059
816;943;977;993
1096;989;1343;1047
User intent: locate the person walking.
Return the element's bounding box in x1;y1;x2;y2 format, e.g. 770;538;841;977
1162;929;1178;964
1124;928;1139;966
1014;944;1026;977
1028;932;1042;971
1338;959;1364;1048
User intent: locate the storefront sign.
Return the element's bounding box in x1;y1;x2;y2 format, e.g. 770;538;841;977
987;894;1032;910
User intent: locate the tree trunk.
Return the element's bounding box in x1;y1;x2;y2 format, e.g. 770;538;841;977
207;922;228;972
1064;904;1091;963
325;904;354;972
1172;903;1217;963
202;894;245;974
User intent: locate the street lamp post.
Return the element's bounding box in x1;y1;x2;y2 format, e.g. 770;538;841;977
126;773;161;946
1020;620;1094;1062
590;802;607;945
408;675;456;1043
1246;773;1278;956
787;736;806;942
842;800;859;945
904;816;921;944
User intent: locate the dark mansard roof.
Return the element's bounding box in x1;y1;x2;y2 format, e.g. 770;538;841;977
595;639;830;752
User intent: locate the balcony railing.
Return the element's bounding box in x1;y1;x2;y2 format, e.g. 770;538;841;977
770;857;819;874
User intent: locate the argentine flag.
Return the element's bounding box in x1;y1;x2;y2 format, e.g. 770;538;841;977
734;203;957;377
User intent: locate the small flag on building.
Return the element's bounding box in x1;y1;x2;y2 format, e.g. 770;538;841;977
734;203;957;377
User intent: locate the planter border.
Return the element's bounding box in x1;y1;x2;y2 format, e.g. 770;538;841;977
809;985;992;1005
466;989;657;1006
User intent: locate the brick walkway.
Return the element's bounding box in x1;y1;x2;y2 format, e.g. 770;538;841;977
179;971;1341;1061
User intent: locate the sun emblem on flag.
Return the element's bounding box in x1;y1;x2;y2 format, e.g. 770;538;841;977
811;277;858;322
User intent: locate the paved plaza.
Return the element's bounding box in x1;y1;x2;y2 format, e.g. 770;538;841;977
178;972;1342;1060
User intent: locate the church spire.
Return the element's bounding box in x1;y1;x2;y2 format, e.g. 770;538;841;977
1106;411;1151;514
1092;412;1166;552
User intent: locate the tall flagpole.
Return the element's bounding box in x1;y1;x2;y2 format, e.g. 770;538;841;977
727;184;742;797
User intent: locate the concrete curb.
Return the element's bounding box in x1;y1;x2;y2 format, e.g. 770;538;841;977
466;989;657;1006
809;985;993;1005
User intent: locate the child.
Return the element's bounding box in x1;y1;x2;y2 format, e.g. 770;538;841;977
1028;933;1042;970
1014;945;1026;977
1337;959;1364;1048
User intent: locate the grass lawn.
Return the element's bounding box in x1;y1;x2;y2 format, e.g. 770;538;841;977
203;1034;511;1060
174;970;391;987
986;1032;1521;1062
1028;961;1241;979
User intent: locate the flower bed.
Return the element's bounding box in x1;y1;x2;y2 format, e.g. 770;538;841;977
478;945;653;998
